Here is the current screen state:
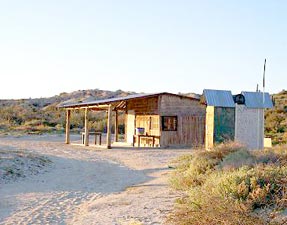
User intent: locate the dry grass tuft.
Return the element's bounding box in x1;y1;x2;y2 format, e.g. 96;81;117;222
169;143;287;224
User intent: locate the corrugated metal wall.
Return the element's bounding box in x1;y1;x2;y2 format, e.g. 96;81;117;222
235;105;264;149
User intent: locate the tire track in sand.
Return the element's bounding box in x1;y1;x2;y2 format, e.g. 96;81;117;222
2;191;101;225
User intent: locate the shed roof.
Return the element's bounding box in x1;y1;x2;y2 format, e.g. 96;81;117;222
58;92;197;109
203;89;235;107
241;91;273;109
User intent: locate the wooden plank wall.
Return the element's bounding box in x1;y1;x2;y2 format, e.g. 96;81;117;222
126;97;158;114
160;115;205;147
159;95;206;147
159;95;205;116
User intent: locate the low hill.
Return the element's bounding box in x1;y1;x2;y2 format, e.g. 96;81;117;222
0;89;135;134
0;89;286;145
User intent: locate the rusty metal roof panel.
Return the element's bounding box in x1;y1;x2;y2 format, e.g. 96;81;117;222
241;91;273;108
203;89;235;107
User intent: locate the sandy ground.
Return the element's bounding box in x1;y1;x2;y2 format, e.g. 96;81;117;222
0;134;192;225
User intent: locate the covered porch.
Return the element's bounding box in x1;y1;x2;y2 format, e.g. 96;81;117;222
62;100;127;149
59;93;162;149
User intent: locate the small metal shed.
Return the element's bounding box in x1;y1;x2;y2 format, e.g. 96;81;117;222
235;91;273;149
202;89;274;150
202;89;236;149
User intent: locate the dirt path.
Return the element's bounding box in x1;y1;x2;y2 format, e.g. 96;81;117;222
0;135;192;225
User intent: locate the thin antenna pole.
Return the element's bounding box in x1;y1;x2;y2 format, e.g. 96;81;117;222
262;58;267;149
263;59;266;104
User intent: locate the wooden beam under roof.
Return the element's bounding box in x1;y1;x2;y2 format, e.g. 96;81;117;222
113;101;126;111
64;104;111;111
89;104;110;109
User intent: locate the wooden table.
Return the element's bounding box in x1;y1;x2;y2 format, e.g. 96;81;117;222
81;132;102;145
133;134;160;147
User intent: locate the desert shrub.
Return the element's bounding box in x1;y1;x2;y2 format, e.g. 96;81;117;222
23;119;42;127
208;165;287;209
169;187;264;225
170;156;217;190
271;144;287;155
169;143;287;224
265;92;287;145
170;142;245;190
212;141;245;157
170;154;194;170
277;126;285;133
218;149;255;170
170;151;225;190
42;121;57;127
255;146;287;166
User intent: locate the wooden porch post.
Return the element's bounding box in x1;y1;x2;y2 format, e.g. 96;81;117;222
84;108;89;146
65;109;71;144
115;110;119;142
106;104;112;149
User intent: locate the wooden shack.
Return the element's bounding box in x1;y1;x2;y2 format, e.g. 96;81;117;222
59;92;206;149
202;89;236;149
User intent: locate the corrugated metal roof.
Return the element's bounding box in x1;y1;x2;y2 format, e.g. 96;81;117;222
203;89;235;107
241;91;273;108
58;92;197;108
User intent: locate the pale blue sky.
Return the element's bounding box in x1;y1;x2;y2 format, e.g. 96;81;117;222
0;0;286;99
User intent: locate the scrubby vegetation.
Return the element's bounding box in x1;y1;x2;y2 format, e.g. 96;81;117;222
169;142;287;225
265;90;287;145
0;89;132;135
